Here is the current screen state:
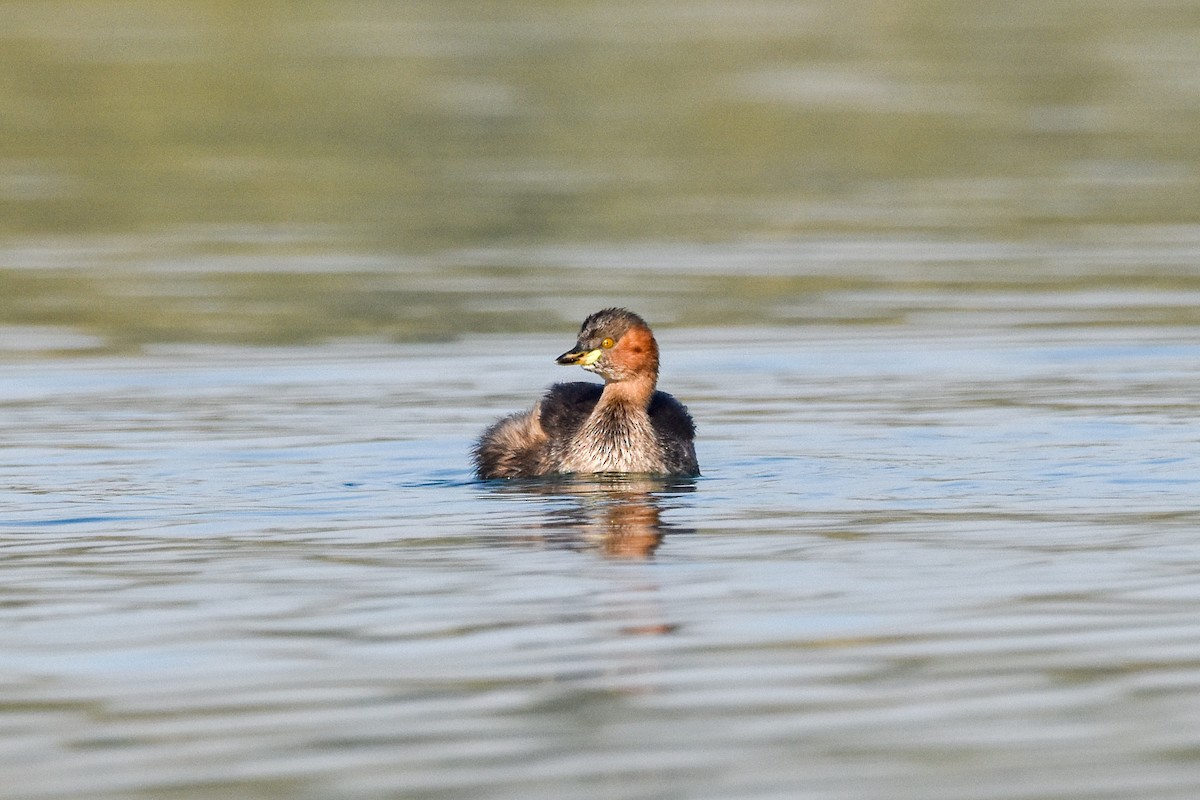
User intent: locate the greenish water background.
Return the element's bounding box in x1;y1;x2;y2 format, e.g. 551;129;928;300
4;0;1200;347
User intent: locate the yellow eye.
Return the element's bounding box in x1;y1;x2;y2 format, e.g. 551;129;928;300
601;337;615;349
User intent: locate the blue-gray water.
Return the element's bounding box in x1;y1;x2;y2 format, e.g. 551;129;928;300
6;1;1200;797
5;302;1200;799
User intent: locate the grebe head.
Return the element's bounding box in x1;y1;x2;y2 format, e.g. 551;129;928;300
555;308;660;384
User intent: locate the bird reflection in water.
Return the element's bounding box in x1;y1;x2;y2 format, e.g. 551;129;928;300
487;474;697;559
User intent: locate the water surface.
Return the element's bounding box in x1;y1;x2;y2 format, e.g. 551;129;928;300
4;316;1200;799
4;2;1200;798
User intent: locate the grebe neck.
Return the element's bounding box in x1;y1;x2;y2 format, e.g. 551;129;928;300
598;374;656;411
559;374;667;474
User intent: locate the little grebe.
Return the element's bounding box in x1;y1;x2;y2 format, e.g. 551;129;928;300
473;308;699;479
